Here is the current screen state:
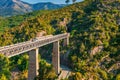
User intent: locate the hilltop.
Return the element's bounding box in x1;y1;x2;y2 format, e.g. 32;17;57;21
0;0;120;79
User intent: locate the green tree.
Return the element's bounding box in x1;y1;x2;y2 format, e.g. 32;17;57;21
69;72;83;80
0;54;10;80
97;68;108;80
36;60;57;80
66;0;76;3
116;74;120;80
65;0;70;4
0;74;7;80
17;54;29;71
72;0;76;3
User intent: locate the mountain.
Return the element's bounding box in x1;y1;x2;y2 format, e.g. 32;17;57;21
32;2;65;10
0;0;32;16
0;0;65;16
0;0;120;80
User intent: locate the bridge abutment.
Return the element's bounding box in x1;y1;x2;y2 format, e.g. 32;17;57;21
52;41;60;75
28;48;39;80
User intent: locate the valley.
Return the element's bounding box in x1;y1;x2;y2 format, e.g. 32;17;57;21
0;0;120;80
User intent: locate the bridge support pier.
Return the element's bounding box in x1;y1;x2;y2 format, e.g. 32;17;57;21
63;37;69;46
28;48;39;80
52;41;60;75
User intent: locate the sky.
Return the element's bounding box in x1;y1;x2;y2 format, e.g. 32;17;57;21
21;0;83;4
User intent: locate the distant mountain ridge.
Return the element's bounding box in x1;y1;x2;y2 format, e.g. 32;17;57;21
0;0;65;16
32;2;65;10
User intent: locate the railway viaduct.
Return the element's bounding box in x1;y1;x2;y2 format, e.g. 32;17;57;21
0;33;70;80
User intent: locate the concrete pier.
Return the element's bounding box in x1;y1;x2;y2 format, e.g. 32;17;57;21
52;41;60;75
28;48;39;80
63;37;69;46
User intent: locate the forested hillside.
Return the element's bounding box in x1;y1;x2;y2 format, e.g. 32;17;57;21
0;0;120;80
0;10;52;32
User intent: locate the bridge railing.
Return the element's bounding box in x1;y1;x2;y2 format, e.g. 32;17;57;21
0;33;70;57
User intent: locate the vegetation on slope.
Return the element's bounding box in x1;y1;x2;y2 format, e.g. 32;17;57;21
0;10;52;32
0;54;10;80
0;0;120;79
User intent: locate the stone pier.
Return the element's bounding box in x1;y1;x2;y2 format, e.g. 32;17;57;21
52;41;60;75
28;48;39;80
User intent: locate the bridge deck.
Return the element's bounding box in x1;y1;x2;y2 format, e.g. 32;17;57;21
0;33;69;57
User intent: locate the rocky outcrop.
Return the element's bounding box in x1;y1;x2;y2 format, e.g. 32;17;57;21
59;18;68;27
90;46;103;55
36;31;46;37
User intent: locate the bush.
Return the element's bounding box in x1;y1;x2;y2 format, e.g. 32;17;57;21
36;60;57;80
116;74;120;80
0;54;10;80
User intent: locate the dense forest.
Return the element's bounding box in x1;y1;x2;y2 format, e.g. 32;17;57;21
0;0;120;80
